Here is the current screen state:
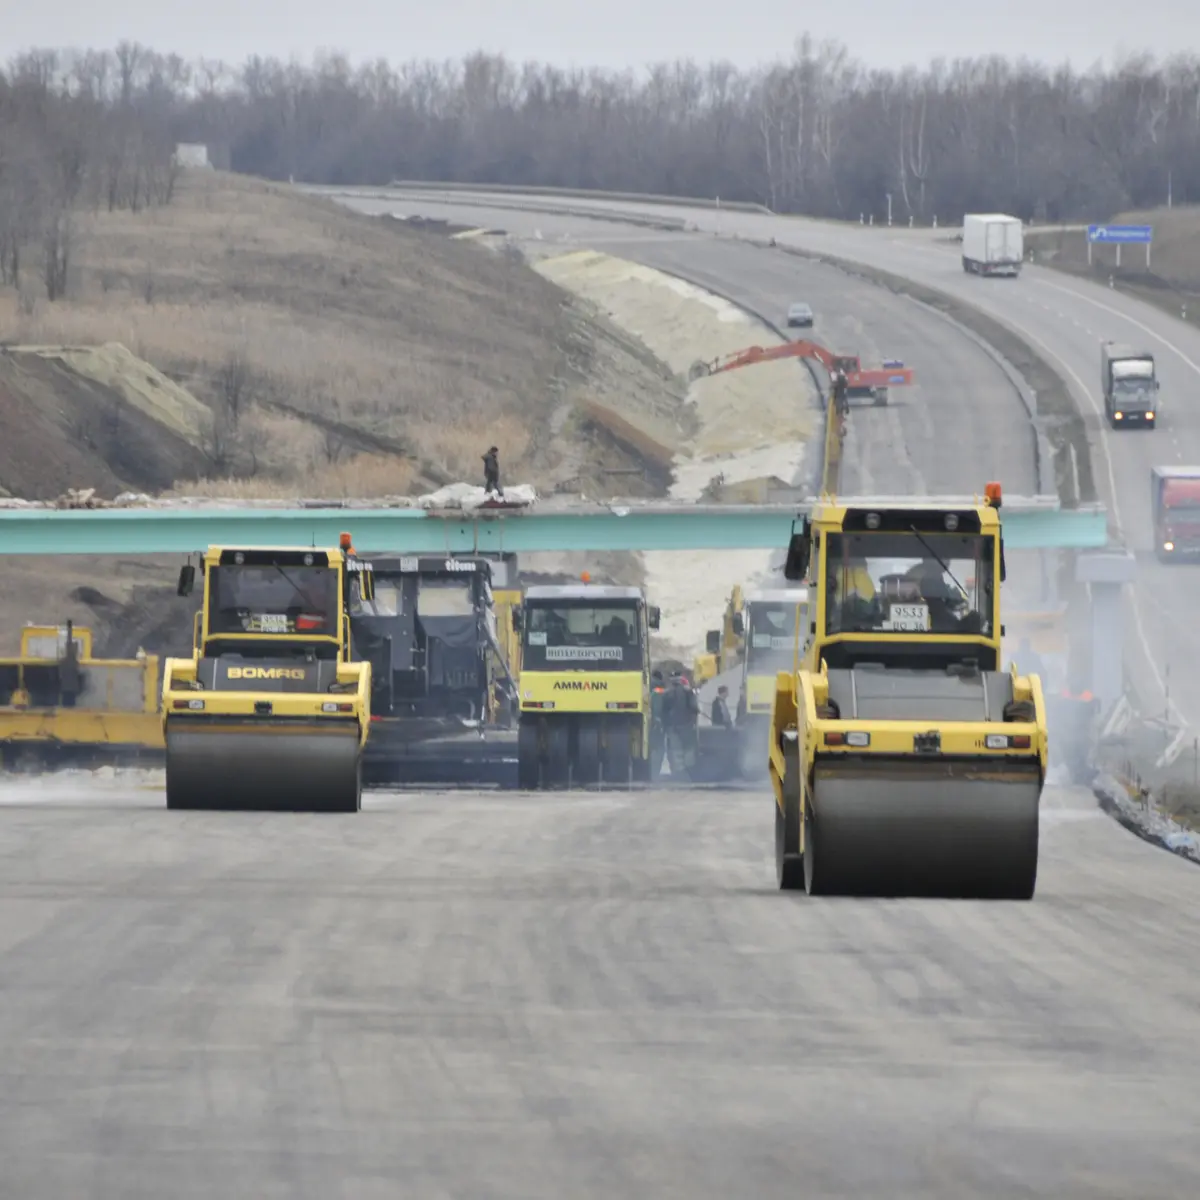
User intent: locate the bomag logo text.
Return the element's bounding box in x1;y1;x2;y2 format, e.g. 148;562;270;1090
553;680;608;691
228;667;307;680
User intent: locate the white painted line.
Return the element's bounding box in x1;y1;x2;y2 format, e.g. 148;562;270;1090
998;314;1180;724
1035;278;1200;382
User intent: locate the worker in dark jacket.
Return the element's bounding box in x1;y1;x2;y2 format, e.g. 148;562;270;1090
649;670;667;778
711;685;733;729
483;446;500;495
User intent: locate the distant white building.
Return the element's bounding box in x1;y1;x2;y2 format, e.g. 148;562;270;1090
174;143;212;169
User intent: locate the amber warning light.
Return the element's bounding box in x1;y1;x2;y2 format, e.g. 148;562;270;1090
984;482;1002;508
339;532;353;550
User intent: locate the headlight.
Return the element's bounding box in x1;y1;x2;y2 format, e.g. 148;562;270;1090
845;731;870;747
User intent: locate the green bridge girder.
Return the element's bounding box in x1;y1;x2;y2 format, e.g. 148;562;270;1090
0;499;1110;555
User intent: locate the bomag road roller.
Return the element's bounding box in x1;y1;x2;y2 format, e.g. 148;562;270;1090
769;482;1047;899
514;582;660;788
162;543;373;812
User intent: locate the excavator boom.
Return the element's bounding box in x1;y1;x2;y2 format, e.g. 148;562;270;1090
689;339;914;388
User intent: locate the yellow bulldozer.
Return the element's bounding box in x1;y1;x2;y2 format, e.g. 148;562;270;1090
768;482;1047;899
162;543;373;812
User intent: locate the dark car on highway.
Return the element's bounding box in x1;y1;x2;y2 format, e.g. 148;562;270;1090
786;302;814;328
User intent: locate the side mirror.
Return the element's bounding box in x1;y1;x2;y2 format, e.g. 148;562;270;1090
512;606;523;631
784;525;811;580
648;606;661;631
731;611;745;636
177;564;195;597
999;537;1007;583
705;629;721;654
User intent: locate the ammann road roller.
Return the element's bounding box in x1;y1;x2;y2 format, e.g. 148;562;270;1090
514;583;660;788
768;483;1047;899
162;544;373;812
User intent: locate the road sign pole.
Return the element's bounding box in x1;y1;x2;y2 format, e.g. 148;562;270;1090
1147;242;1151;270
1087;237;1093;266
1116;243;1121;269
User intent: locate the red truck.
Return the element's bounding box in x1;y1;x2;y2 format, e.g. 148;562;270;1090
1151;466;1200;561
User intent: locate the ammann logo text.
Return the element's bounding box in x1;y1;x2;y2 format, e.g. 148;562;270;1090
228;667;307;680
553;680;608;691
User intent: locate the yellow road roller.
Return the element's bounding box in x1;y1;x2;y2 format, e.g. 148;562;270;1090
768;482;1047;899
514;582;659;788
162;543;372;812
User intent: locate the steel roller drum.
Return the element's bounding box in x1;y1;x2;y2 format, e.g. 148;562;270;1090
805;757;1041;899
165;719;363;812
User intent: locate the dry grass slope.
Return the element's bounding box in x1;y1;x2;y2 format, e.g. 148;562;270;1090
0;170;693;649
1026;206;1200;329
0;169;680;500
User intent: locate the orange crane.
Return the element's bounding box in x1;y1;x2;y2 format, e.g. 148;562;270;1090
688;338;915;405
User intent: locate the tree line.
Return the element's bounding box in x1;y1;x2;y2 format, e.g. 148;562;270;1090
2;38;1198;252
0;47;180;302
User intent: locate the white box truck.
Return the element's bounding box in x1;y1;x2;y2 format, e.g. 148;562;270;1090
961;214;1023;277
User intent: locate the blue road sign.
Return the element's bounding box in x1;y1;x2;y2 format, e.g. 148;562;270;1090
1087;224;1153;244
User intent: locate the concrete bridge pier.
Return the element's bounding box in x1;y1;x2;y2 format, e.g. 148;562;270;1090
1072;549;1137;712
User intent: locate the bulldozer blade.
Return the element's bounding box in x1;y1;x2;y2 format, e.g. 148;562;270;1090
805;757;1041;899
165;720;362;813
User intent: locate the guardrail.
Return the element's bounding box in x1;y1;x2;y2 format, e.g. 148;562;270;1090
386;179;776;215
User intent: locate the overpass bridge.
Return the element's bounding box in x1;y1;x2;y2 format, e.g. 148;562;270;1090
0;496;1109;555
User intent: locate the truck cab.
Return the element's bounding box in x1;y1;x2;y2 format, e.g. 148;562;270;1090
1103;341;1158;428
1151;466;1200;560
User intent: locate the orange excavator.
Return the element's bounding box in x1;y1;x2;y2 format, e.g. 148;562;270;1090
689;339;915;406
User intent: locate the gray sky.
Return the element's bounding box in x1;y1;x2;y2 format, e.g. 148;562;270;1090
1;0;1190;73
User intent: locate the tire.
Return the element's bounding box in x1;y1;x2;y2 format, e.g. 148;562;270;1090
517;719;540;789
575;719;601;787
601;722;633;788
546;719;571;788
776;742;803;891
1003;699;1036;722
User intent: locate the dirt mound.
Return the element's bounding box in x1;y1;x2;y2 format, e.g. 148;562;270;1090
0;350;207;499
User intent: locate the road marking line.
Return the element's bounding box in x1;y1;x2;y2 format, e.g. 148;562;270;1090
994;314;1178;722
1034;278;1200;382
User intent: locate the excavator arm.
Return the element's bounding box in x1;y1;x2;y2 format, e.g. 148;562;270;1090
689;339;914;389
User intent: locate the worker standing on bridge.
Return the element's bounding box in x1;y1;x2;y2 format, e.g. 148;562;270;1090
483;446;500;496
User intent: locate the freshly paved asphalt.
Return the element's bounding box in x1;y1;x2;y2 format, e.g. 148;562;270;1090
1;782;1198;1198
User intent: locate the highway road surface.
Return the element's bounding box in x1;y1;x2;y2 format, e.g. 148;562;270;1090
340;193;1039;501
0;782;1199;1198
363;187;1200;732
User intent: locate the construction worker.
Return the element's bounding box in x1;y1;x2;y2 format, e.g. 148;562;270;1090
711;685;733;729
649;669;667;778
832;370;849;415
482;446;500;496
664;671;699;775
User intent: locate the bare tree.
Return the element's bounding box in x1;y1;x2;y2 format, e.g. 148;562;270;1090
214;351;253;424
3;38;1200;232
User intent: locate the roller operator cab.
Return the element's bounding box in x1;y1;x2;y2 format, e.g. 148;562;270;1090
769;483;1048;899
162;544;372;812
514;583;660;788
